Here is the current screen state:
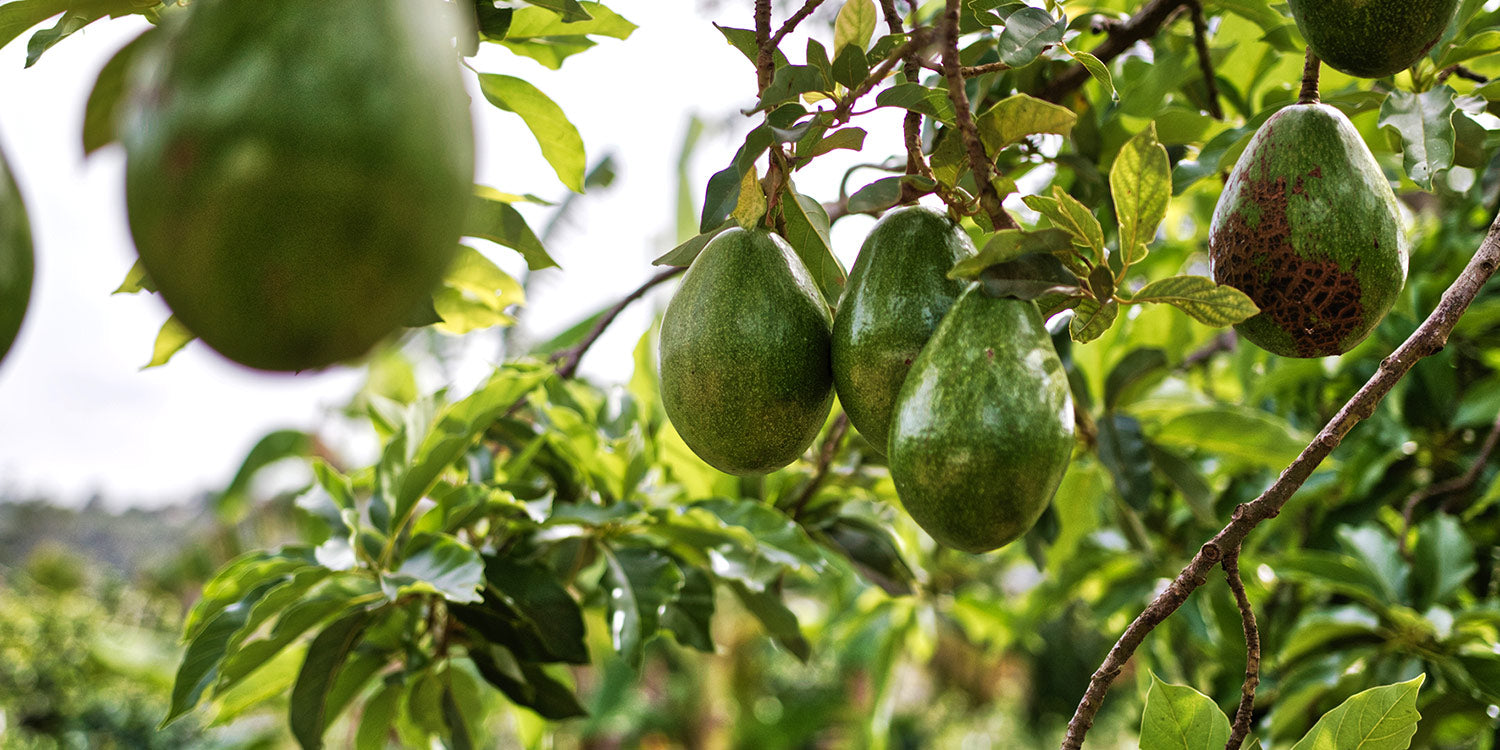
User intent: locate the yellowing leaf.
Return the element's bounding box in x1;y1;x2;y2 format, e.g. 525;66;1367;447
731;165;767;229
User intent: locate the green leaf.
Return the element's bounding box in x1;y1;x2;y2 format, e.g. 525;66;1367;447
1070;297;1119;343
218;578;374;692
382;534;485;603
216;430;313;523
1098;415;1154;508
820;516;915;596
654;222;731;267
1206;0;1285;35
1139;672;1232;750
601;546;684;667
951;228;1075;277
519;0;592;23
484;556;589;663
143;315;194;369
779;187;845;303
477;74;586;192
729;580;810;662
183;547;318;643
355;681;403;750
832;0;876;54
1067;46;1116;100
496;36;596;70
1131;276;1259;326
506;2;634;39
875;83;957;122
431;246;526;335
1023;187;1106;262
1379;87;1457;190
1436;29;1500;68
465;187;558;270
0;0;68;51
974;253;1085;301
661;566;717;652
82;29;148;154
696;498;826;579
1274;551;1400;608
163;580;280;727
1154;407;1307;468
1411;514;1476;609
799;126;867;158
831;42;870;90
112;259;154;294
1288;676;1424;750
754;65;829;110
289;610;375;750
713;24;789;70
847;176;908;214
976;94;1077;152
996;7;1062;67
469;646;587;719
1111;123;1171;261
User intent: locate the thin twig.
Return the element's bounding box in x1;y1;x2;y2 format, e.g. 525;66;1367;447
1187;1;1222;119
1059;210;1500;749
940;0;1016;230
918;58;1014;77
551;268;684;379
1298;47;1320;105
1438;65;1490;85
831;31;931;124
1223;550;1259;750
1399;409;1500;554
879;0;934;204
770;0;828;48
790;412;850;519
755;0;773;93
1039;0;1190;102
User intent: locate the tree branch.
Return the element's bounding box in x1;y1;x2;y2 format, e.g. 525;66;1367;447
1223;549;1259;750
1298;46;1320;105
551;267;684;380
1187;0;1222;119
770;0;827;49
1400;408;1500;553
940;0;1016;230
879;0;935;204
831;31;930;124
755;0;773;93
1060;210;1500;749
1439;64;1489;85
790;412;850;519
1038;0;1190;103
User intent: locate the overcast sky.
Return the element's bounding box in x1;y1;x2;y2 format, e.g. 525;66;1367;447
0;3;916;508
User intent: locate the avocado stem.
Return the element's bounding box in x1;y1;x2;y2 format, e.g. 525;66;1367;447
1298;46;1321;105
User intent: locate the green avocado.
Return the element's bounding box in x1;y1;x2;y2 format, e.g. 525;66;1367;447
832;206;975;452
0;140;32;365
888;287;1074;553
122;0;474;372
1287;0;1460;78
660;228;834;475
1209;103;1407;358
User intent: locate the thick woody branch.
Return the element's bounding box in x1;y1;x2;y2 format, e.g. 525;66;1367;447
1060;211;1500;748
940;0;1016;230
1223;550;1259;750
1039;0;1189;102
552;267;684;380
755;0;773;93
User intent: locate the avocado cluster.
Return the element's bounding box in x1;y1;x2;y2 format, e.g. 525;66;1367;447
121;0;474;372
660;207;1074;553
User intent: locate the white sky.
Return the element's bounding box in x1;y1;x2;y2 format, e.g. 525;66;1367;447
0;4;922;508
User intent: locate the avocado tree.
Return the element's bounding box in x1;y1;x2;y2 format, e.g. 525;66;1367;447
6;0;1500;748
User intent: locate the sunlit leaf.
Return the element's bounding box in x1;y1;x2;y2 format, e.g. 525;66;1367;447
477;74;586;192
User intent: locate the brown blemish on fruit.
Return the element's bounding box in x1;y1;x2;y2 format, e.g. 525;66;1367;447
1211;162;1366;357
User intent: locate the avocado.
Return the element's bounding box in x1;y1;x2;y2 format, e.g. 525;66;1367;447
1209;103;1407;358
122;0;474;371
1287;0;1460;78
0;140;31;366
888;286;1074;553
660;228;834;475
832;206;975;452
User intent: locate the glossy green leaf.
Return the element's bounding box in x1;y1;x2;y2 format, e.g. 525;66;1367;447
355;680;403;750
1023;186;1105;261
1154;407;1307;468
601;545;683;667
847;176;907;214
1288;676;1424;750
183;547;318;643
469;646;588;719
779;187;845;303
1436;29;1500;68
1411;514;1476;608
1067;46;1116;100
832;0;876;54
432;246;526;335
519;0;591;22
506;2;634;39
163;580;280;727
1111;123;1171;261
1139;672;1231;750
1131;276;1259;326
382;534;484;603
875;83;957;122
654;222;731;267
82;29;148;154
1379;87;1457;190
478;74;586;192
729;580;810;661
951;228;1075;277
821;516;915;596
289;610;375;750
1071;298;1119;343
661;566;716;651
996;7;1061;67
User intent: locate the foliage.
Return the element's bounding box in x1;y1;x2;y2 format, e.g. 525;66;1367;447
11;0;1500;748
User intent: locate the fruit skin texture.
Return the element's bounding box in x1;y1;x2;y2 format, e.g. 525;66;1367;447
0;141;32;365
1287;0;1459;78
1210;103;1407;358
122;0;474;371
660;228;834;475
888;287;1074;554
832;206;975;452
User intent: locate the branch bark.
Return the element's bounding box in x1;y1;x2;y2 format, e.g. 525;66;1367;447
940;0;1016;230
1060;210;1500;748
1223;550;1259;750
1187;1;1222;119
1298;47;1321;105
551;267;684;380
1038;0;1190;103
754;0;773;94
